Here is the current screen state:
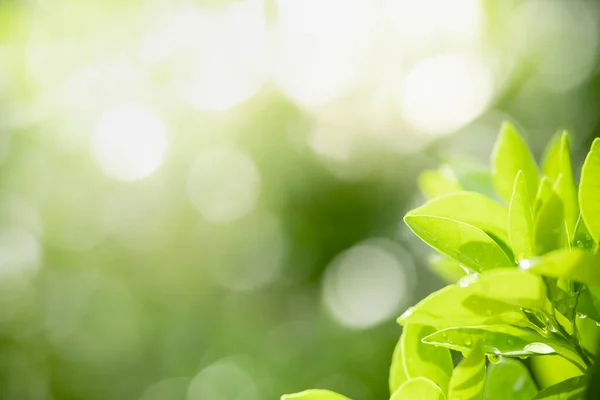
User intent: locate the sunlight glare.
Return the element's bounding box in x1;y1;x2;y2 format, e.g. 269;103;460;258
323;242;412;329
273;0;377;107
187;147;261;223
143;0;268;111
401;53;493;135
92;106;168;181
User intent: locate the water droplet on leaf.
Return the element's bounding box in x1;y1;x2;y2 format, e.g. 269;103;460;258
488;354;502;364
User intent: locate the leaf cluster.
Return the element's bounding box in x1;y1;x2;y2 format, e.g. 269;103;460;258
282;123;600;399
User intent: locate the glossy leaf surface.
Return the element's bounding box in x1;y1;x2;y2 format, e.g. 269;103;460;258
408;192;509;244
390;378;445;400
523;248;600;286
389;333;408;395
579;138;600;243
534;180;565;255
491;122;539;205
401;324;453;393
485;358;537;400
447;345;485;400
404;215;513;273
509;171;536;261
399;269;545;329
531;376;586;399
423;325;584;370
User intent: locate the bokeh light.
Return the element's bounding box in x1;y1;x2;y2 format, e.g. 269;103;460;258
92;106;168;181
323;240;414;329
401;53;494;135
187;147;261;223
143;0;268;111
0;227;41;279
273;0;377;107
385;0;483;46
187;358;261;400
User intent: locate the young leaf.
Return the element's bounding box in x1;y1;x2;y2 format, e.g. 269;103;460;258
447;345;486;400
522;248;600;286
485;359;537;400
281;390;351;400
401;324;453;393
573;216;595;250
531;356;583;391
398;269;545;329
509;171;536;261
491;122;539;205
407;192;509;244
535;178;565;255
580;138;600;244
422;325;584;370
390;378;445;400
531;376;586;399
541;131;563;181
575;313;600;356
404;215;513;273
534;177;553;216
419;168;462;199
389;333;408;395
543;132;578;235
577;285;600;323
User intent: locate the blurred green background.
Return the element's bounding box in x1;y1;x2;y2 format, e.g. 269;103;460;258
0;0;599;399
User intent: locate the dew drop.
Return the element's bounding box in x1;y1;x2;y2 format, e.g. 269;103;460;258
518;259;532;270
524;342;555;354
458;274;479;288
487;354;502;364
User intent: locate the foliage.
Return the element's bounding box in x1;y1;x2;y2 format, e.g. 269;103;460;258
281;122;600;399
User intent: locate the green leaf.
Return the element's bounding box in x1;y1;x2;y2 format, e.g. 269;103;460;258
485;359;537;400
531;376;586;399
534;177;553;216
423;325;584;370
522;248;600;286
281;390;351;400
398;269;545;329
446;160;497;200
390;378;445;400
419;167;462;199
491;122;539;205
401;324;453;393
509;171;536;261
389;333;408;395
551;133;578;235
575;312;600;355
531;356;583;390
541;132;563;181
535;178;565;255
428;254;468;284
404;215;513;273
577;285;600;323
545;283;578;322
573;216;595;250
407;192;509;244
542;132;578;235
579;138;600;244
447;345;485;400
